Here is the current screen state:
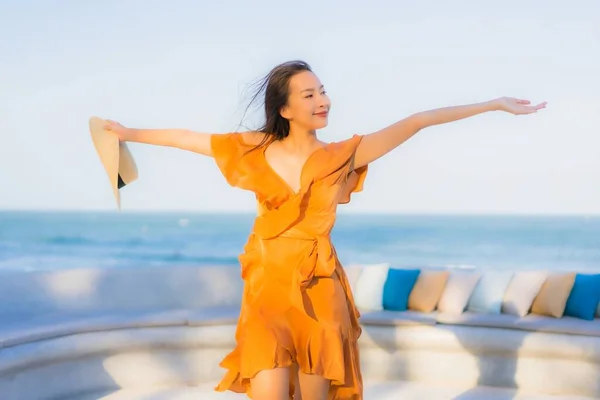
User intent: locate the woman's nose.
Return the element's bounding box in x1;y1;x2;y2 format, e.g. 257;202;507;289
319;95;330;108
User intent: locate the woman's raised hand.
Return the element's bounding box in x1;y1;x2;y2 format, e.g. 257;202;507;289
494;97;547;115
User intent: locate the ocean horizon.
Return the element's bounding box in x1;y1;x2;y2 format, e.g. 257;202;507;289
1;210;599;273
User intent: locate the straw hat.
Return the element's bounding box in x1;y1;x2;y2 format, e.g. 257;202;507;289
89;116;138;210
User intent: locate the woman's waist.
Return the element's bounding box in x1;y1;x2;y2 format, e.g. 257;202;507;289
258;233;331;261
277;226;331;241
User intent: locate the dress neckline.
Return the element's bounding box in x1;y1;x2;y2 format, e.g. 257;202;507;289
262;141;331;196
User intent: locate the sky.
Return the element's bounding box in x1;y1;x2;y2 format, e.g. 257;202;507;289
1;0;598;215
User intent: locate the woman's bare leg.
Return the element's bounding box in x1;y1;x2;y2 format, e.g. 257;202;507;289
297;372;330;400
251;367;290;400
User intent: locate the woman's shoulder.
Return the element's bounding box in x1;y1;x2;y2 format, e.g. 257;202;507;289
210;131;266;189
237;131;268;147
211;131;267;148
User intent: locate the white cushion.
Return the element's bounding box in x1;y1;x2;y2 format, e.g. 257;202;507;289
342;264;364;296
437;270;481;314
466;271;514;314
502;270;548;317
353;263;390;311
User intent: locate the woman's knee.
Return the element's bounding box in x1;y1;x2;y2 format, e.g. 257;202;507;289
251;367;290;400
297;372;330;400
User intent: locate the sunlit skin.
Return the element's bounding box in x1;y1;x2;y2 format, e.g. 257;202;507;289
101;68;546;400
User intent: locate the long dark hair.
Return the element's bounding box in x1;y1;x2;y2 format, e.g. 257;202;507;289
238;60;313;151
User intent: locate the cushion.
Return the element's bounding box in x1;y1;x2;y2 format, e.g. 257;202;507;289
502;270;548;316
408;270;450;312
531;272;576;318
353;263;390;311
382;268;420;311
437;270;482;315
564;274;600;321
342;264;364;295
466;270;514;314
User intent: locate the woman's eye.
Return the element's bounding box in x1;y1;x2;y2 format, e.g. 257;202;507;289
305;91;327;98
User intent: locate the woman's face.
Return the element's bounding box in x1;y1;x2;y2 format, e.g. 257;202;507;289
281;70;331;131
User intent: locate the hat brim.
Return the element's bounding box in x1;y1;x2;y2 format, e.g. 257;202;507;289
89;116;138;209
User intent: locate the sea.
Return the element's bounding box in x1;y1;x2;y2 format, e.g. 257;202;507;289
1;211;599;273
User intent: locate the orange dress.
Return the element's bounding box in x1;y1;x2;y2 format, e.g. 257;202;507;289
210;132;368;400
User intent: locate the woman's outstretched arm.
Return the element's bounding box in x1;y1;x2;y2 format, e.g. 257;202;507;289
352;97;547;169
103;120;215;156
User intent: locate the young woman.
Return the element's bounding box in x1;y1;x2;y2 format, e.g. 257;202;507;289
103;60;546;400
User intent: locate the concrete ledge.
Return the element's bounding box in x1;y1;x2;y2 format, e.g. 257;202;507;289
360;310;438;326
0;307;240;349
2;312;598;399
358;324;600;396
436;312;600;337
360;323;600;361
80;381;599;400
0;325;237;400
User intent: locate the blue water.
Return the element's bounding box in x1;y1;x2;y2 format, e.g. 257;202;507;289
1;211;599;272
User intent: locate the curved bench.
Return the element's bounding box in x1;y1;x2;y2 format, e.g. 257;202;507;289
0;266;245;399
359;311;600;396
351;264;600;398
1;266;599;399
0;309;240;399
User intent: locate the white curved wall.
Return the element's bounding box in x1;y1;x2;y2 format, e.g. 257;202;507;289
0;265;244;322
1;265;600;399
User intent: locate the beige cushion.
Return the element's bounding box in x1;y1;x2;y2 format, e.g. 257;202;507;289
502;270;548;316
437;270;482;315
531;272;576;318
408;270;450;312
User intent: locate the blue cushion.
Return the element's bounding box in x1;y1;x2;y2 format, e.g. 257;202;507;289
466;271;514;314
382;268;420;311
564;274;600;320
